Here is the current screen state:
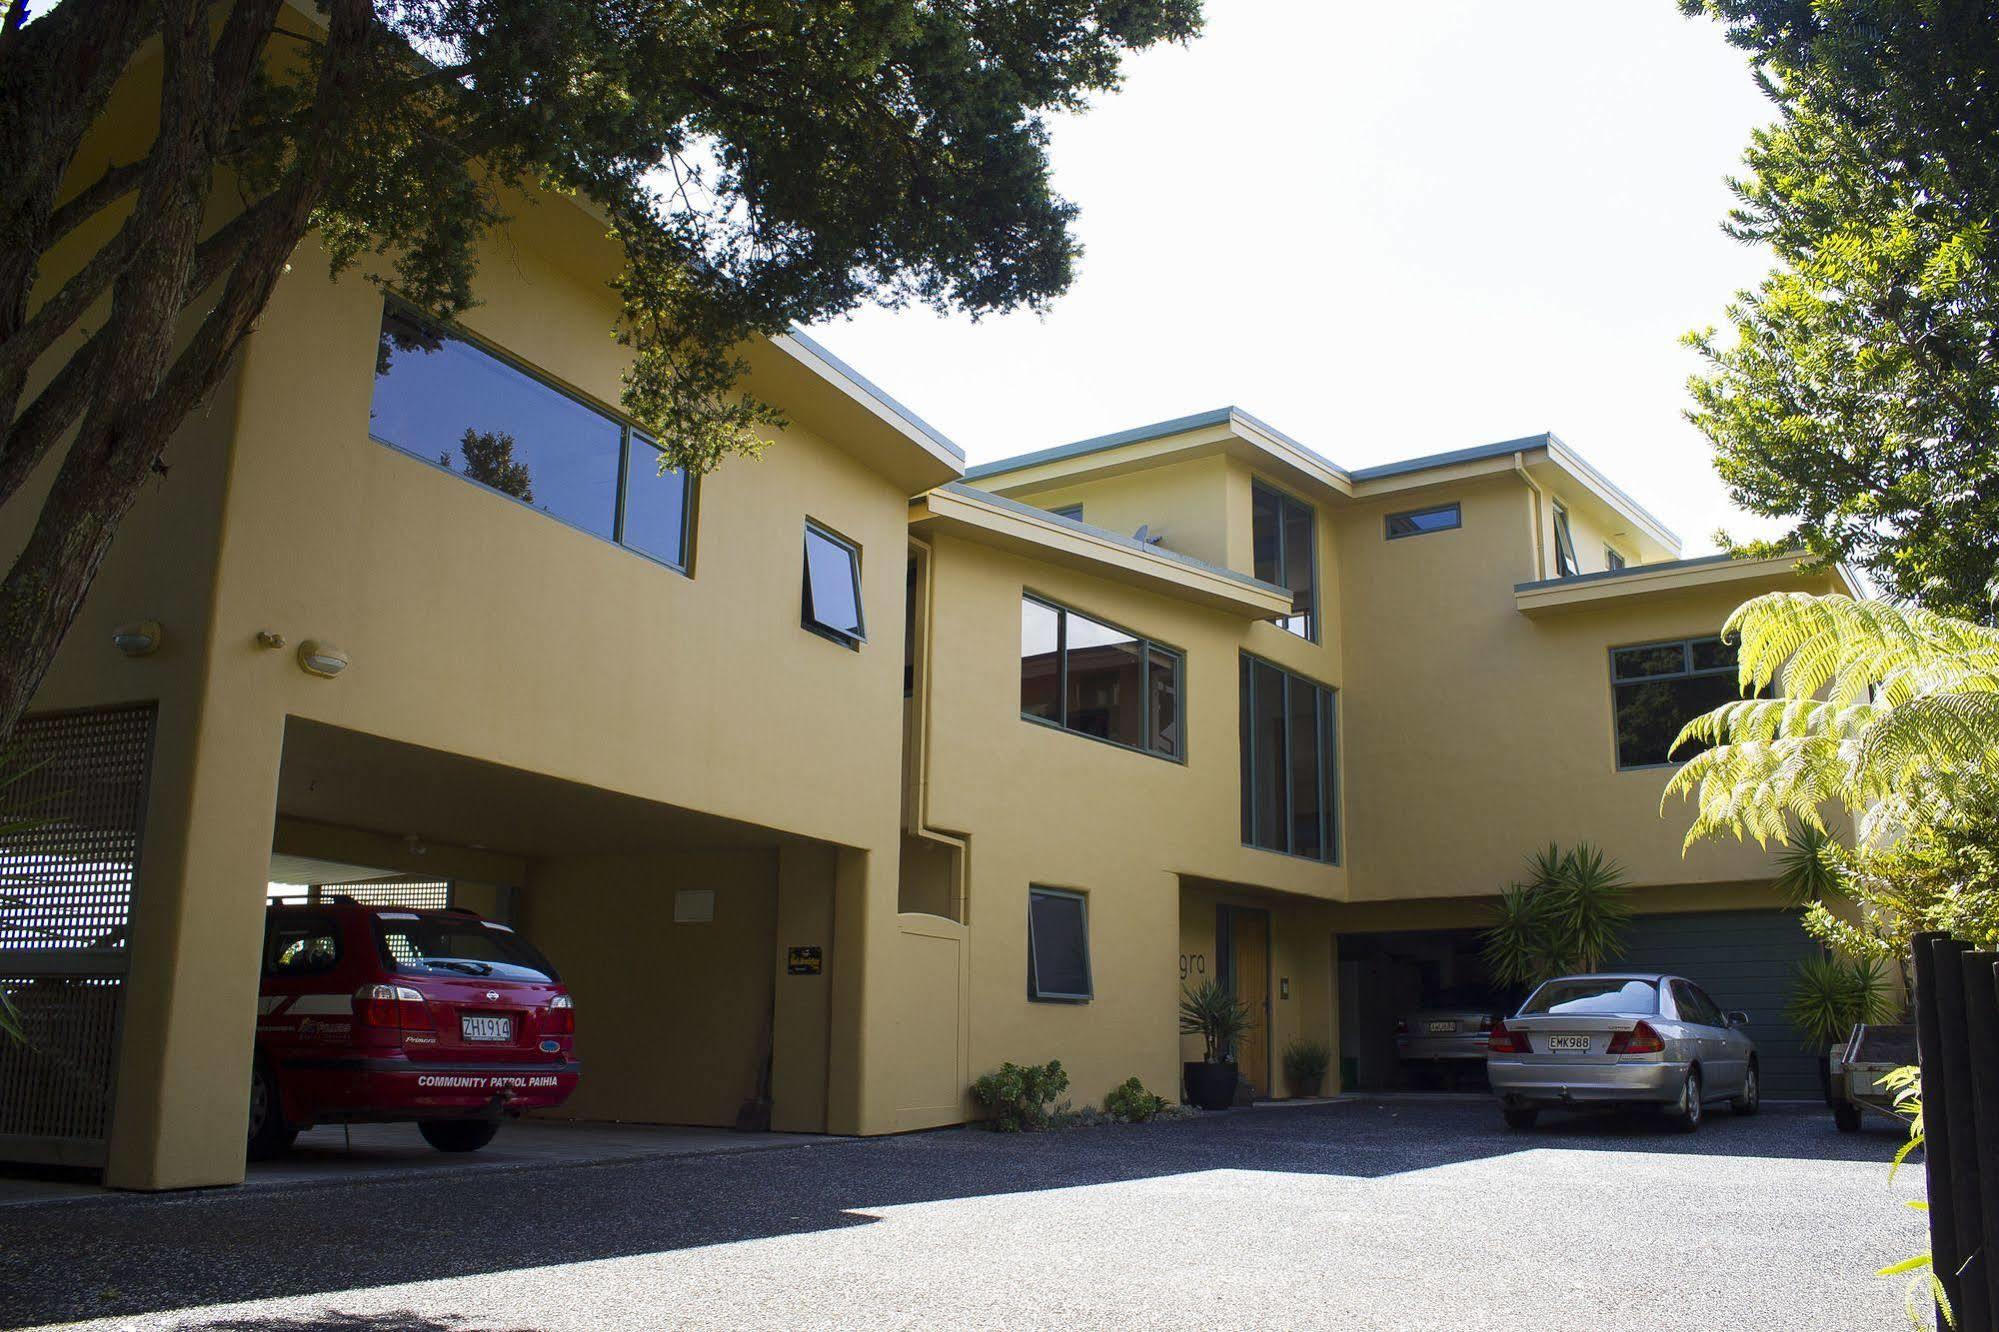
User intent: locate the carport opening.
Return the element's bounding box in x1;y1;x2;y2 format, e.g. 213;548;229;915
1338;929;1522;1093
242;718;838;1171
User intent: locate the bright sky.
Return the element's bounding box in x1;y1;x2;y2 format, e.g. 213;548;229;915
806;0;1789;555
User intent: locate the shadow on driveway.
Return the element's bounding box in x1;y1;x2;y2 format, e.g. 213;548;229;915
0;1098;1908;1329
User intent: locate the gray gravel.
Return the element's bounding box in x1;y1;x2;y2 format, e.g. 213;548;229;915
0;1099;1925;1331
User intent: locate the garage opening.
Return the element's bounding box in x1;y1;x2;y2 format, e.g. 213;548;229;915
246;718;837;1168
1338;929;1518;1092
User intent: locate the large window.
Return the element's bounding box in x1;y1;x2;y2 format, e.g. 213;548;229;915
1252;481;1317;641
802;522;866;648
1027;888;1092;1002
370;303;693;570
1020;595;1182;759
1239;655;1339;862
1611;635;1754;769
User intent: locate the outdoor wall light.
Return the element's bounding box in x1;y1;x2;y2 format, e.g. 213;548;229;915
112;620;163;657
296;639;348;678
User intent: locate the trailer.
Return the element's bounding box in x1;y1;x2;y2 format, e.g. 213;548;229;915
1827;1023;1918;1132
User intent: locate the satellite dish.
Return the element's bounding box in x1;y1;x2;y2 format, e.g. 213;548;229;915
1132;524;1151;544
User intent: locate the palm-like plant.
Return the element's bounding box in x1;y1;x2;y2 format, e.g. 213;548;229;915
1771;822;1848;907
1178;979;1251;1064
1663;592;1999;847
1785;954;1900;1048
1484;843;1632;985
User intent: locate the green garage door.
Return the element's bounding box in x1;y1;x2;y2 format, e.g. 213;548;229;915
1612;909;1821;1100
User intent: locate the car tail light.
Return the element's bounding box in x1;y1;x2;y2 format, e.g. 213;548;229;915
1487;1021;1531;1055
1606;1020;1665;1055
1477;1016;1495;1034
545;993;575;1036
354;983;433;1031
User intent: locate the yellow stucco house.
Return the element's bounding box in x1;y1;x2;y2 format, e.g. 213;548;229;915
1;43;1849;1192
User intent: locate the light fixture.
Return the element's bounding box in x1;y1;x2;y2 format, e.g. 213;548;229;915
296;639;348;678
112;620;162;657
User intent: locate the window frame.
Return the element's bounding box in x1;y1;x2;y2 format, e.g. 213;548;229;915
369;299;698;575
1384;501;1462;540
1049;503;1084;522
262;912;344;977
1019;593;1187;763
1251;479;1320;643
801;520;867;650
1238;651;1341;865
1604;544;1628;571
1608;634;1746;771
1551;500;1580;577
1026;886;1093;1003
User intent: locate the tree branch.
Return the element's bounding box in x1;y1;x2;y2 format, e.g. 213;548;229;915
40;156;152;247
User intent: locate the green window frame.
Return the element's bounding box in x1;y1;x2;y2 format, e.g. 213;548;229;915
1609;635;1754;770
1552;500;1580;577
1251;480;1318;642
1019;594;1184;761
1238;653;1340;864
1027;887;1093;1002
802;521;866;649
1385;501;1461;540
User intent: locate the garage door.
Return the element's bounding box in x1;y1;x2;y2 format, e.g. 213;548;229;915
1613;909;1820;1100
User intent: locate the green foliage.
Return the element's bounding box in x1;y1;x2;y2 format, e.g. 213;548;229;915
1482;843;1632;987
1800;788;1999;972
1178;979;1251;1064
1663;594;1999;848
1784;954;1898;1048
970;1059;1069;1133
1874;1066;1954;1327
1772;823;1844;908
1102;1077;1170;1123
1281;1038;1331;1092
1680;1;1999;615
442;428;534;503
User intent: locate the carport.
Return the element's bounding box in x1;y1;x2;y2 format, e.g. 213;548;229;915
263;718;843;1141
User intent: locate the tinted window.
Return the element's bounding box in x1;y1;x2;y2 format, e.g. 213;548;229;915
802;523;865;645
1252;482;1317;640
1613;636;1751;768
1027;889;1091;1001
1019;596;1182;760
1385;503;1461;539
1605;546;1628;571
264;914;341;976
373;915;558;983
371;305;691;566
1240;654;1339;863
1522;978;1659;1016
1673;981;1726;1027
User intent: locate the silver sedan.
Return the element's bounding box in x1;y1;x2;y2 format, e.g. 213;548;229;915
1486;973;1760;1131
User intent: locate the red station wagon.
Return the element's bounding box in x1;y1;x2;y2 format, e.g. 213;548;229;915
251;899;579;1158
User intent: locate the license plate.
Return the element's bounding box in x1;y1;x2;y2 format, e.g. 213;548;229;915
1548;1034;1592;1052
1427;1020;1456;1034
461;1014;512;1042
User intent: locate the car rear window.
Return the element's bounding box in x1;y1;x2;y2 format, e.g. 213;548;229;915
1521;978;1659;1017
372;915;559;983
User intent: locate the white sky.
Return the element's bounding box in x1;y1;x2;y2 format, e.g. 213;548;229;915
805;0;1789;556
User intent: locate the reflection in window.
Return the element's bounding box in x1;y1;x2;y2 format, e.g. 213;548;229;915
1252;482;1317;640
1552;500;1580;577
1019;595;1182;759
1239;654;1339;863
370;303;691;569
1605;545;1628;571
1027;888;1092;1001
1611;636;1755;769
802;522;865;647
1385;502;1461;539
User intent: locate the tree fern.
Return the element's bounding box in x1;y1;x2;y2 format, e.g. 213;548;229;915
1663;593;1999;847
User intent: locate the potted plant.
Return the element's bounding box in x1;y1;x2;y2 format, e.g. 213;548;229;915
1786;953;1897;1101
1282;1038;1332;1098
1179;979;1251;1110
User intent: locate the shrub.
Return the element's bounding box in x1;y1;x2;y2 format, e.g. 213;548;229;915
1282;1038;1332;1093
971;1060;1069;1132
1103;1076;1170;1123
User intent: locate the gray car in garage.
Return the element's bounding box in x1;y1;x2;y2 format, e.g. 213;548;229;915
1486;973;1760;1131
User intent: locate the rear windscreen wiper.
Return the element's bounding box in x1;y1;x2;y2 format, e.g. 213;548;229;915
424;958;493;976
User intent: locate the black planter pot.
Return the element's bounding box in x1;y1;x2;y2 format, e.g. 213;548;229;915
1184;1060;1239;1111
1290;1074;1325;1099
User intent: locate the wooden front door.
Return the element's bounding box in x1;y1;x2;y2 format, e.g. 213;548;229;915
1222;906;1272;1096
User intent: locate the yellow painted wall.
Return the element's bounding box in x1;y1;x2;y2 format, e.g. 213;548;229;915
1002;453;1235;570
519;848;783;1128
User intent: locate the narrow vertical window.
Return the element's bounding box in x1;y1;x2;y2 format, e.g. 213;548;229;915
1605;545;1627;571
1020;597;1062;721
1238;653;1340;863
802;522;865;647
619;434;691;569
1552;501;1580;577
1251;481;1317;641
1027;888;1092;1002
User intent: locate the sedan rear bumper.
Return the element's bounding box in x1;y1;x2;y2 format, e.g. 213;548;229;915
1487;1058;1684;1106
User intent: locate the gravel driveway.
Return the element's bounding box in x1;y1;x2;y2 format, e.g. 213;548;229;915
0;1098;1925;1331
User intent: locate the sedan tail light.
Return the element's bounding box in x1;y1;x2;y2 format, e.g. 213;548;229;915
354;983;433;1031
544;993;575;1036
1487;1021;1531;1055
1606;1020;1665;1055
